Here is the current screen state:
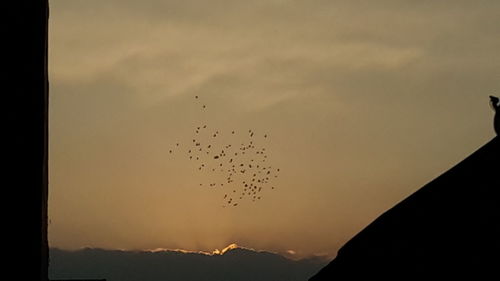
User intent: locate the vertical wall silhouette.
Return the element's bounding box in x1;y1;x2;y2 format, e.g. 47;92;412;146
7;1;49;281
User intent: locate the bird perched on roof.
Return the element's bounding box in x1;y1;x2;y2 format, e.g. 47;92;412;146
490;95;499;135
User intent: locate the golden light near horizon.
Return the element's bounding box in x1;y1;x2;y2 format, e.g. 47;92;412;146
49;0;499;258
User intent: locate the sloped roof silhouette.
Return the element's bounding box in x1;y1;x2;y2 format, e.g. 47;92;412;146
310;137;500;280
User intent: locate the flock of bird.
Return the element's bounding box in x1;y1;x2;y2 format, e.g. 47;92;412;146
168;95;280;207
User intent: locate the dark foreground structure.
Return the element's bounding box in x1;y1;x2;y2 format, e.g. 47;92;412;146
310;137;500;280
51;278;105;281
7;1;49;281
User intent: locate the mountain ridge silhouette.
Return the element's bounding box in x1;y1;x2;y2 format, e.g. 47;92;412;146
49;246;327;281
310;137;500;280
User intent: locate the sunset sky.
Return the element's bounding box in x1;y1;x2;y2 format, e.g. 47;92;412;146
49;0;499;259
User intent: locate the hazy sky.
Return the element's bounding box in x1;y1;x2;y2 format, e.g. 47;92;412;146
49;0;499;258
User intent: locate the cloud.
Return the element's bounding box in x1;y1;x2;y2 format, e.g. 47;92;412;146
50;0;500;110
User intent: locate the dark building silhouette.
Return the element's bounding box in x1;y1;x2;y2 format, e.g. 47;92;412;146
7;1;49;281
310;137;500;280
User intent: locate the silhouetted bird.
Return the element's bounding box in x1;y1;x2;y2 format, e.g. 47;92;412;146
490;95;499;135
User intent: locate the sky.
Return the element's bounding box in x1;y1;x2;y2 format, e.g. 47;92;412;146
49;0;499;259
